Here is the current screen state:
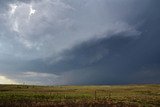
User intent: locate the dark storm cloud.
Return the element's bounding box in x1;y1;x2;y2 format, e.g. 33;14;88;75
27;0;160;84
20;16;160;84
0;0;160;85
58;1;160;84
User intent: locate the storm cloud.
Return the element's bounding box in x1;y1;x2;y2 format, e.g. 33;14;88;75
0;0;159;85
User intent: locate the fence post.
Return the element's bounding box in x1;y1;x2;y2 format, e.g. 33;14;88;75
108;91;111;99
94;90;97;100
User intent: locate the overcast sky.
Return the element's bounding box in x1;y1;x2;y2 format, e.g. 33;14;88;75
0;0;160;85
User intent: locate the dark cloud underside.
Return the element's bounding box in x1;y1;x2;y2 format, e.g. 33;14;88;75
0;0;160;85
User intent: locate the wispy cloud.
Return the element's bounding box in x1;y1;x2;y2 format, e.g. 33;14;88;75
2;0;141;59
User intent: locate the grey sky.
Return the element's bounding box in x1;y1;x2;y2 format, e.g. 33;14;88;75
0;0;159;85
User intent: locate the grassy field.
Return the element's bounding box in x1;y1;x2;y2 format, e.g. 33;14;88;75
0;84;160;107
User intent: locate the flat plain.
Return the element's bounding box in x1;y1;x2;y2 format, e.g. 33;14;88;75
0;84;160;107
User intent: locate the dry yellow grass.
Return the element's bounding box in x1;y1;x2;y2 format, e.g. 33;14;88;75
0;84;160;107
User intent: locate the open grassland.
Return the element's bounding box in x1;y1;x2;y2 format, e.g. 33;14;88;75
0;84;160;107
